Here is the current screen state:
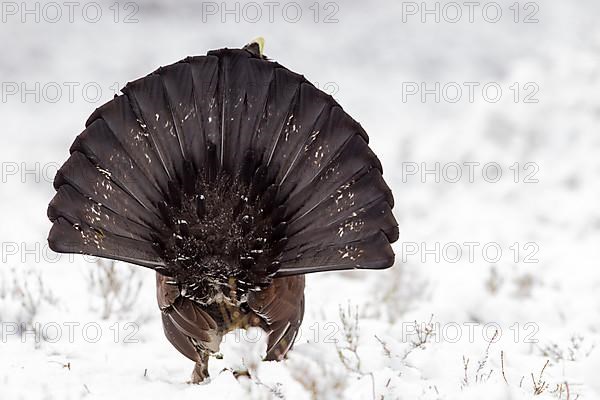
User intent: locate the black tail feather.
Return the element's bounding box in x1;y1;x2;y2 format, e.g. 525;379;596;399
70;118;164;214
48;217;164;269
276;231;394;276
122;74;186;183
48;46;398;281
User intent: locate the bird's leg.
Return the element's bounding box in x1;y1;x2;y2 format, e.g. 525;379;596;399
189;351;210;384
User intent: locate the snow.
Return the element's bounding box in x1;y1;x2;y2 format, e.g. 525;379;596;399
1;0;600;398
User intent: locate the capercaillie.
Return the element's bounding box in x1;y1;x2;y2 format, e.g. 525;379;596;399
47;40;398;383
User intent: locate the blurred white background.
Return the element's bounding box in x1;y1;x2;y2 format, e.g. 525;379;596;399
1;1;600;399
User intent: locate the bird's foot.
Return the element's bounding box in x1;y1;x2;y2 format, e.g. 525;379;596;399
188;362;210;384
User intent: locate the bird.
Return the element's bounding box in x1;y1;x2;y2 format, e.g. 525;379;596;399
47;39;399;383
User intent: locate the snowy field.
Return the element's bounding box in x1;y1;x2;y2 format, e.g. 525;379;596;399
1;0;600;398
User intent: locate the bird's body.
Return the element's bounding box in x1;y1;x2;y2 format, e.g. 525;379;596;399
157;273;305;381
48;42;398;382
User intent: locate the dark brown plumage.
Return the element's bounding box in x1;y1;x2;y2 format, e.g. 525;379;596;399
47;42;398;382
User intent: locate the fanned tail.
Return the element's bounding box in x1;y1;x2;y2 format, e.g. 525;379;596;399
48;45;398;284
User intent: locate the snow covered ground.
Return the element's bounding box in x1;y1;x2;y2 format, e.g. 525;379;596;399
1;0;600;398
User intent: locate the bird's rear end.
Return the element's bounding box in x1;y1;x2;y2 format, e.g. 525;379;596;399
47;41;398;382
